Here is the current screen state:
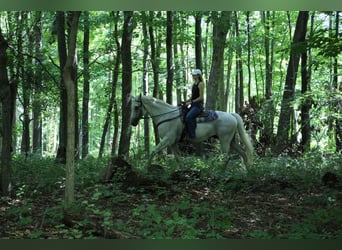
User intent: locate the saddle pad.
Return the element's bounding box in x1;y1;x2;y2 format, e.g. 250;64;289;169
196;110;218;123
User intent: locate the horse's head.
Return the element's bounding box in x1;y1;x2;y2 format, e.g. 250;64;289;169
130;95;144;126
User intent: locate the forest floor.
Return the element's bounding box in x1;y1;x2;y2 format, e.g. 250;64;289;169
1;152;342;239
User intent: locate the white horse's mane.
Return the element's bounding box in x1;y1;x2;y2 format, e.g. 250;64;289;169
142;95;176;109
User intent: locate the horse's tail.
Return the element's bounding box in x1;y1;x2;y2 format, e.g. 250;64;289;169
231;113;254;165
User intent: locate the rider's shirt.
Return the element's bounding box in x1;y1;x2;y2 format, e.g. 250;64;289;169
191;82;203;106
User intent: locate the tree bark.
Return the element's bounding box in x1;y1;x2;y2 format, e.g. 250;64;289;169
142;12;150;157
148;11;161;145
234;11;244;113
275;11;309;154
32;11;43;154
17;12;31;156
118;11;134;157
0;29;15;196
55;11;68;163
260;11;276;149
206;11;231;110
64;11;80;205
166;11;173;105
81;11;90;159
223;38;233;112
246;11;251;101
300;48;311;153
99;12;121;158
333;11;342;153
195;12;203;70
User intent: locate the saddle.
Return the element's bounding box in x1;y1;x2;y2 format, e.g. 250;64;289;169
179;104;218;143
180;103;218;123
196;110;218;123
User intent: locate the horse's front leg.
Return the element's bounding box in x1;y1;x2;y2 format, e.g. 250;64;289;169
148;136;173;166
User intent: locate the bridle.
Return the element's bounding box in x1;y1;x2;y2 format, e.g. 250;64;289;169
134;95;182;128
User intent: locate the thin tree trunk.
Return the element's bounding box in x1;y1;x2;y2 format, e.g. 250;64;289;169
300;48;311;153
263;11;272;99
333;11;342;153
56;11;68;163
32;11;43;154
166;11;173;105
118;11;134;157
17;12;30;156
99;12;121;158
300;12;315;153
64;11;80;205
179;42;188;102
206;11;231;110
142;12;150;157
203;17;209;78
81;11;90;159
260;11;276;149
0;30;16;197
195;12;203;70
234;11;244;113
246;11;251;101
148;11;161;145
275;11;309;154
224;40;233;112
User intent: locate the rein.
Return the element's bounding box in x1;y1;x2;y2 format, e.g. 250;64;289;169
154;111;182;128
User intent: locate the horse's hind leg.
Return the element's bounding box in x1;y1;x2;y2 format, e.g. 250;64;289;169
219;137;233;167
231;141;248;167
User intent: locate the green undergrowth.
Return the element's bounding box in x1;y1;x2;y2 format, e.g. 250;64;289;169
1;151;341;239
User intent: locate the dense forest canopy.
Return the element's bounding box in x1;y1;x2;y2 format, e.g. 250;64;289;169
0;11;341;159
0;11;340;180
0;10;342;239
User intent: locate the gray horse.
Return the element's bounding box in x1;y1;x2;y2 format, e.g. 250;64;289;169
131;95;253;167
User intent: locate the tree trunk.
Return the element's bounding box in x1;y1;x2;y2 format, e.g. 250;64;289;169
246;11;251;101
148;11;161;145
118;11;134;157
333;12;342;153
206;11;231;110
32;11;43;154
81;11;90;159
263;11;273;99
300;48;311;153
166;11;173;105
203;17;209;78
142;12;150;157
299;12;315;154
260;11;276;149
0;30;15;196
275;11;309;154
56;11;68;163
173;14;182;104
99;12;121;158
234;11;244;113
195;12;203;70
224;39;233;112
64;11;80;205
16;12;30;156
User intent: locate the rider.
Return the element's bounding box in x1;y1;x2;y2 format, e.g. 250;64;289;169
183;69;205;140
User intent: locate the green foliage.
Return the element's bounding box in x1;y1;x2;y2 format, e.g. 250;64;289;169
1;10;342;239
128;197;230;239
3;151;341;239
308;29;342;58
11;155;66;195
